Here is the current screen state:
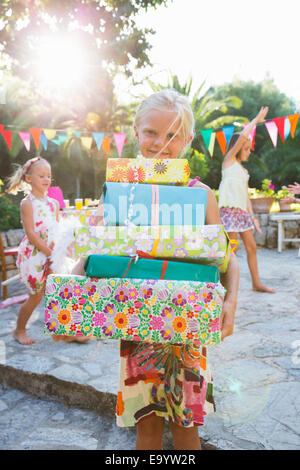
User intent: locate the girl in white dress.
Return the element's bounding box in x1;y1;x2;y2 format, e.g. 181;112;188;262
218;107;275;293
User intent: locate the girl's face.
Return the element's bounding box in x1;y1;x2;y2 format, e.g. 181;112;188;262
135;109;191;159
239;139;252;162
25;162;52;195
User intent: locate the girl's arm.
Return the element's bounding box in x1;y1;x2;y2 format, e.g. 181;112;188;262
194;181;240;340
21;199;52;257
223;106;269;168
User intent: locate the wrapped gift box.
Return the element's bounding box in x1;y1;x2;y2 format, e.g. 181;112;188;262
106;157;191;184
74;225;230;272
84;254;220;283
102;182;207;226
45;274;225;345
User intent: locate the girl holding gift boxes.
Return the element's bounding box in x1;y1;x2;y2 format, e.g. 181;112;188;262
72;89;240;450
218;107;275;293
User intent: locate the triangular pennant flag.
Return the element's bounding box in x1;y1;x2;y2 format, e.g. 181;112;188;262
113;132;127;157
243;123;256;150
29;128;42;150
73;131;81;138
43;129;56;140
102;137;111;154
18;131;31;151
201;129;213;151
0;124;4;133
265;121;278;147
92;132;104;151
208;132;216;157
1;129;12;150
222;126;235;146
273;117;285;143
287;113;300;138
81;136;93;150
215;130;226;155
51;134;69;146
40;132;48;150
284;117;291;140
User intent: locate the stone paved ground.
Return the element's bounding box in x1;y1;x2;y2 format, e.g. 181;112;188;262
0;246;299;450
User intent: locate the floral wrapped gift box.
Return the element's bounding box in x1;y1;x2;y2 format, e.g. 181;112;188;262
74;225;230;273
45;274;225;346
106;157;191;184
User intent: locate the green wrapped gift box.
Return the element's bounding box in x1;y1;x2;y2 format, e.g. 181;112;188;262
84;254;220;283
75;225;230;273
44;274;225;345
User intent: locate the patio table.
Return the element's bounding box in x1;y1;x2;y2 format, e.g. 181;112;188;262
269;212;300;253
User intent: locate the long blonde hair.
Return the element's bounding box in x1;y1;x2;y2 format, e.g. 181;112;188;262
6;156;50;195
134;89;194;157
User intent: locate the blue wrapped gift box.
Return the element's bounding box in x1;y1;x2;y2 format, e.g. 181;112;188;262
102;182;207;226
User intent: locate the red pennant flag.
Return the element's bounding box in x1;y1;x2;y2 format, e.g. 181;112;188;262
29;128;42;150
287;113;300;138
273;117;286;143
215;131;226;155
1;129;12;150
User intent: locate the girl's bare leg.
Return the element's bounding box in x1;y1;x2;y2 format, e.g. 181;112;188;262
136;415;165;450
239;229;275;293
13;289;44;345
169;421;201;450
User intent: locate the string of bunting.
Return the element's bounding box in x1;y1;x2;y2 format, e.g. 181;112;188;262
0;113;299;157
201;113;300;156
0;124;127;157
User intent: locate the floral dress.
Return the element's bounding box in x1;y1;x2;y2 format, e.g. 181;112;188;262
17;193;57;294
116;181;216;428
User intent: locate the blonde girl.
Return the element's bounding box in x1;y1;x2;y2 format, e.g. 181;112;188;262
218;107;275;293
72;89;239;449
6;157;58;344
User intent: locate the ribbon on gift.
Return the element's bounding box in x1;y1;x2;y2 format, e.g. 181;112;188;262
151;185;160;226
229;239;239;252
121;250;168;280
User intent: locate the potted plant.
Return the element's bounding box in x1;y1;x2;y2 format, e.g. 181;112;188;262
249;179;275;214
275;188;294;212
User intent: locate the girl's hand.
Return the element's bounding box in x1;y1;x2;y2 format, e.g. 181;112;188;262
253;217;262;235
283;182;300;195
255;106;269;124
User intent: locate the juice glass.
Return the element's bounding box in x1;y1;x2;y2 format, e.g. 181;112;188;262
75;198;83;210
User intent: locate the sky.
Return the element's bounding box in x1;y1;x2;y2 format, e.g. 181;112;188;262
117;0;300;107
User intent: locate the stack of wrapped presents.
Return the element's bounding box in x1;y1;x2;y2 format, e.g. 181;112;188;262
45;157;230;346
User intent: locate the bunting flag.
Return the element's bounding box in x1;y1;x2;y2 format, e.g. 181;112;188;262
284;117;291;140
113;132;127;157
1;128;12;150
51;134;69;146
101;137;111;154
18;131;31;151
201;129;213;150
73;131;81;138
208;132;216;157
215;130;226;155
222;126;235;146
288;113;300;138
92;132;104;151
80;136;93;150
265;121;278;147
273;117;286;143
29;128;42;150
43;129;56;140
40;132;48;150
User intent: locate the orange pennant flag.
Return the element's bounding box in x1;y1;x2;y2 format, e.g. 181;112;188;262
287;113;300;138
1;129;12;150
101;137;111;154
29;128;42;150
215;131;226;155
